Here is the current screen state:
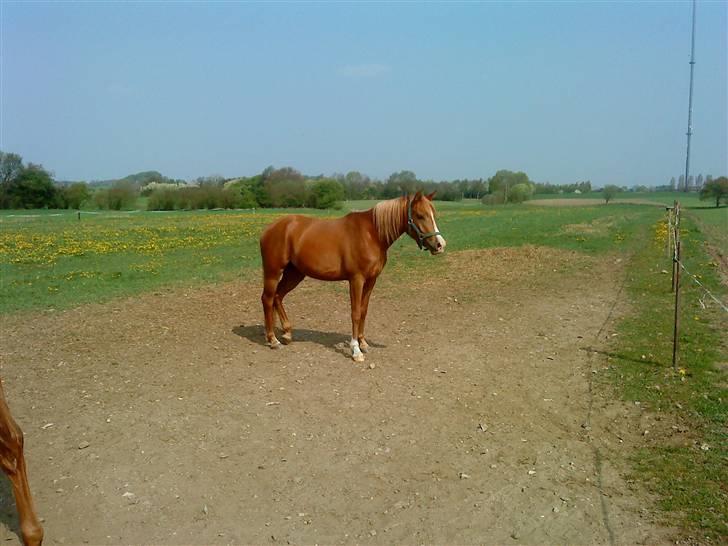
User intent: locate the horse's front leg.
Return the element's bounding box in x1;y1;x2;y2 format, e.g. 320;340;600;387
358;277;377;353
348;276;366;362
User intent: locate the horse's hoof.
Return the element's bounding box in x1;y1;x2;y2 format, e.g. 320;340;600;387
268;340;282;349
359;340;370;353
281;333;293;345
352;353;365;363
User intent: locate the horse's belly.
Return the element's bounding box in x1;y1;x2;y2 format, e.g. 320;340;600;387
291;243;346;281
290;225;381;281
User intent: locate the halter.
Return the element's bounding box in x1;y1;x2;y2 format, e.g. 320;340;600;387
407;197;442;251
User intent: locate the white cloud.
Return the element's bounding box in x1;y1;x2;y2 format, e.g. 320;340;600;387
340;63;391;78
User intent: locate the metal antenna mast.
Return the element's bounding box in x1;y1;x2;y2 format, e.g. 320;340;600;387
683;0;696;192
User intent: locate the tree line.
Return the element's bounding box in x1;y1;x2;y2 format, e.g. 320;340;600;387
658;174;714;192
4;150;723;211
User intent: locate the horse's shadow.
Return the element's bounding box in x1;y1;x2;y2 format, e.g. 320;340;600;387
232;324;386;353
0;477;22;543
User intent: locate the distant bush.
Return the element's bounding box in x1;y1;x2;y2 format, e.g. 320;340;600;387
145;185;244;210
93;181;139;210
146;188;178;210
307;178;345;209
480;182;533;205
238;186;259;209
508;183;534;204
602;185;620;204
59;182;91;209
218;187;240;209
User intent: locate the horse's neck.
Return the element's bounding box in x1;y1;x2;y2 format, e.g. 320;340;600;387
367;205;407;250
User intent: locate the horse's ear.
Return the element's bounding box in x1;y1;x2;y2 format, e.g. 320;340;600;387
413;190;423;201
425;191;437;201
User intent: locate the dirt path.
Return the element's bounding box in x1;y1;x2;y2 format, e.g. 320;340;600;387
0;247;674;545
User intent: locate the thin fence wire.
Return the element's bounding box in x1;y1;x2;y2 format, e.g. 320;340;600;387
667;203;728;314
677;260;728;313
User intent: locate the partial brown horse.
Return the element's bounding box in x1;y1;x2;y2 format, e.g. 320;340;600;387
259;191;446;362
0;379;43;546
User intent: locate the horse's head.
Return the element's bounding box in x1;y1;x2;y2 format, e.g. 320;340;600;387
406;191;447;255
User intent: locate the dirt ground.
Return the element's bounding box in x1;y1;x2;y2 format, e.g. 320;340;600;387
0;247;677;545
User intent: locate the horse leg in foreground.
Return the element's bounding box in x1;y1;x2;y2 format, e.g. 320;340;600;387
356;278;377;354
348;276;366;362
0;381;43;546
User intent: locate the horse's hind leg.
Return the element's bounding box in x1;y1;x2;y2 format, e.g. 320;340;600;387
275;264;305;344
0;387;43;546
262;272;281;348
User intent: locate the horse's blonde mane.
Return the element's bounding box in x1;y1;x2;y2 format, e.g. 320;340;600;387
372;197;407;246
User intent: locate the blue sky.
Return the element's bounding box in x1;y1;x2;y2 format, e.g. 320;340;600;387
1;1;726;187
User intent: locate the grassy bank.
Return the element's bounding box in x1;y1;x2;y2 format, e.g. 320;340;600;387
606;213;727;541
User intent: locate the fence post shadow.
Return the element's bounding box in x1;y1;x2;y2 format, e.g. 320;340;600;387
581;346;665;368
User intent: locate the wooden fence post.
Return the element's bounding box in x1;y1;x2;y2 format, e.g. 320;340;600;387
666;207;672;258
671;201;680;292
672;240;682;371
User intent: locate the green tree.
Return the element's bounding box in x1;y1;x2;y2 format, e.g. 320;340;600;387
95;180;139;210
343;171;371;200
61;182;91;209
488;170;531;203
0;151;23;186
263;167;307;207
238;185;259;208
602;185;620;204
383;171;418;198
308;178;345;209
699;177;728;208
0;151;25;207
6;163;58;208
508;183;534;203
146;188;178;210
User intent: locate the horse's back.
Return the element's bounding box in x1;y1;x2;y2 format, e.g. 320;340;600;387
260;212;379;280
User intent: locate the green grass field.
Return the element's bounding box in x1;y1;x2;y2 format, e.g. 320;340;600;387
2;200;659;314
1;195;725;540
531;190;715;208
684;206;728;256
608;212;727;541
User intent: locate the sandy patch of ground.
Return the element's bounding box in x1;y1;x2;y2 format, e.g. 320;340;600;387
0;247;675;544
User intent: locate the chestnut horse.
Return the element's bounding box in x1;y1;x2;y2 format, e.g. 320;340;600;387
0;379;43;546
259;191;446;362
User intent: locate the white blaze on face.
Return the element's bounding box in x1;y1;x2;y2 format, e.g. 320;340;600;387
430;211;446;251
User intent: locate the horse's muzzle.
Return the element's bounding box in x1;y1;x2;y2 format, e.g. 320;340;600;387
428;237;446;255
